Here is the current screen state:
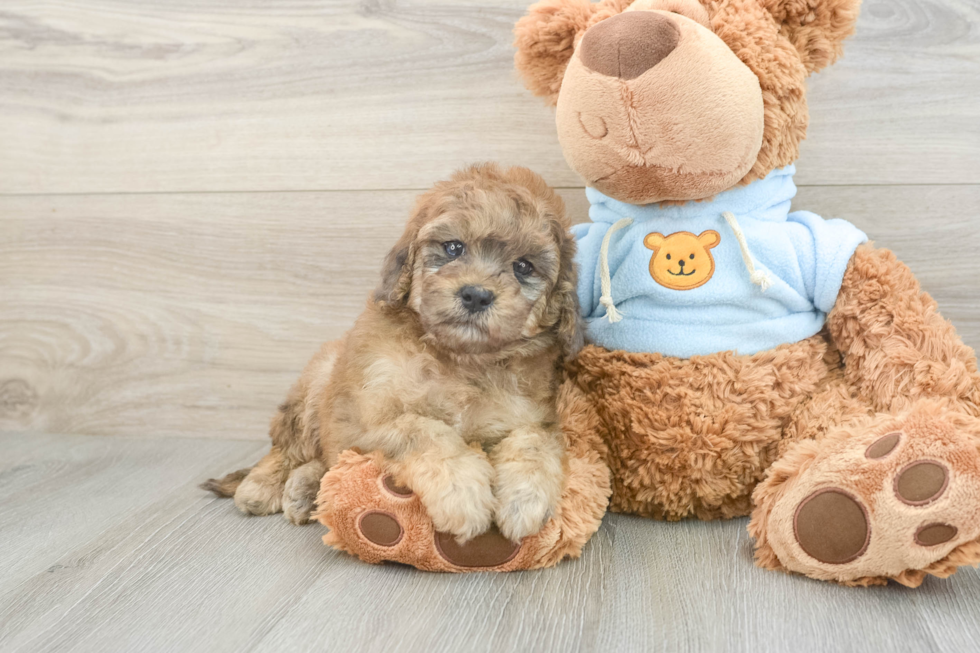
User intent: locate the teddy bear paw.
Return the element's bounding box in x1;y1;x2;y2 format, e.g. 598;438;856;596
757;403;980;586
316;451;545;571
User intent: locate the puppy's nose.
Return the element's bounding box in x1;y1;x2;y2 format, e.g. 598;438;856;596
458;285;495;313
579;11;680;80
678;259;686;268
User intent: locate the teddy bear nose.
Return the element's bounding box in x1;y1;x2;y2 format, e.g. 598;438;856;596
579;11;681;80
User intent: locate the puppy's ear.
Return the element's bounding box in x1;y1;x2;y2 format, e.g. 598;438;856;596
550;215;585;360
374;194;432;307
374;236;413;307
505;165;585;358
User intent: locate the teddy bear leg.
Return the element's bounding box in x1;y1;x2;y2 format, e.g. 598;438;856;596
750;399;980;586
313;379;611;572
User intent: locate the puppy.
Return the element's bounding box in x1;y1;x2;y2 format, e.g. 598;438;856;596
204;163;582;541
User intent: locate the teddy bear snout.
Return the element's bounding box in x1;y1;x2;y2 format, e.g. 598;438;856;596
579;11;680;80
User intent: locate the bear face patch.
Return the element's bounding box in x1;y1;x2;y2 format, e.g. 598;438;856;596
643;230;720;290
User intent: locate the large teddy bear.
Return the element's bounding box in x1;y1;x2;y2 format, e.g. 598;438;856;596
314;0;980;586
512;0;980;586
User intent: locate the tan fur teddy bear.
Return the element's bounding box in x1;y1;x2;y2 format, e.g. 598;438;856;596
513;0;980;586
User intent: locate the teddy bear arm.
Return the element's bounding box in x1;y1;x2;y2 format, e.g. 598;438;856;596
826;243;980;418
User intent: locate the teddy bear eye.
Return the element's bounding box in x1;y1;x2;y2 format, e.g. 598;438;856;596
666;254;671;261
689;253;695;259
442;241;465;259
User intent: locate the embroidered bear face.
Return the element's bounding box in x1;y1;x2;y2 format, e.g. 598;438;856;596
643;230;720;290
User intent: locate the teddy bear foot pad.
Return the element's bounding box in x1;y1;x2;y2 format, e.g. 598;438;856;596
356;476;522;568
755;402;980;586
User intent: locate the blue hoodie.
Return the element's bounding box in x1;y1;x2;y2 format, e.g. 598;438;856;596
572;166;868;358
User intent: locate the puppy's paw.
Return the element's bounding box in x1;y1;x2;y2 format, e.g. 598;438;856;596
407;450;496;542
234;476;283;516
317;450;550;571
283;460;327;525
492;427;565;541
495;486;555;542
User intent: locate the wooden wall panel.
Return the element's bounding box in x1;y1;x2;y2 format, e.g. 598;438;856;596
2;185;977;439
0;0;978;194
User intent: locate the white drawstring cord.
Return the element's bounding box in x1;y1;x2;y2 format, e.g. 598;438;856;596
598;217;634;323
722;211;773;291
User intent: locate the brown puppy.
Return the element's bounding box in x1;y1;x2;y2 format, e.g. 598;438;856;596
204;163;581;542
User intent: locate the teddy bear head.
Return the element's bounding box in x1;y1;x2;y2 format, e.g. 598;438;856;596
514;0;861;205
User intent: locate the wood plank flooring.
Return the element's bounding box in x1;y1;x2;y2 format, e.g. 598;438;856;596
2;432;979;653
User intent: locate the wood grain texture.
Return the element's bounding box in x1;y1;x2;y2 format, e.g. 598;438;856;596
594;514;980;653
1;0;978;194
2;432;978;653
2;185;978;439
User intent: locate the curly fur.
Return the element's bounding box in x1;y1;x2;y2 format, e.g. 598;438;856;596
828;245;980;417
572;333;836;520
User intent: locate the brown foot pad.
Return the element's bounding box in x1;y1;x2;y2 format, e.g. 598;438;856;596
313;446;610;572
895;461;949;506
359;511;404;547
434;527;521;568
865;432;901;459
915;523;958;547
794;489;869;564
757;402;980;586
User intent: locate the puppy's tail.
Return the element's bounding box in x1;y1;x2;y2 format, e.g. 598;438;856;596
200;467;252;498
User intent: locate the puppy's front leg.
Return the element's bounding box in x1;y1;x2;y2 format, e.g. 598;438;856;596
491;427;565;542
374;414;496;542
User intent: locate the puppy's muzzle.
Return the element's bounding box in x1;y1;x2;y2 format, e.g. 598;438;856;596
458;285;495;313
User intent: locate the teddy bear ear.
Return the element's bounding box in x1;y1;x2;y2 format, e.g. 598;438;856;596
760;0;862;74
514;0;601;106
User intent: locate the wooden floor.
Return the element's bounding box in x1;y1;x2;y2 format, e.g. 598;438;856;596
3;432;980;653
1;0;979;651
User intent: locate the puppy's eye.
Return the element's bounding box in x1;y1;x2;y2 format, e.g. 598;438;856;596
666;254;671;261
689;253;695;260
513;258;534;277
443;241;465;259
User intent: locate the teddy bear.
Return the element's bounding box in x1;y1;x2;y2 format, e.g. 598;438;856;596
511;0;980;586
315;0;980;585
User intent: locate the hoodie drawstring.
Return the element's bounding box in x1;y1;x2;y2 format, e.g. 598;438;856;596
598;217;633;323
723;211;773;291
